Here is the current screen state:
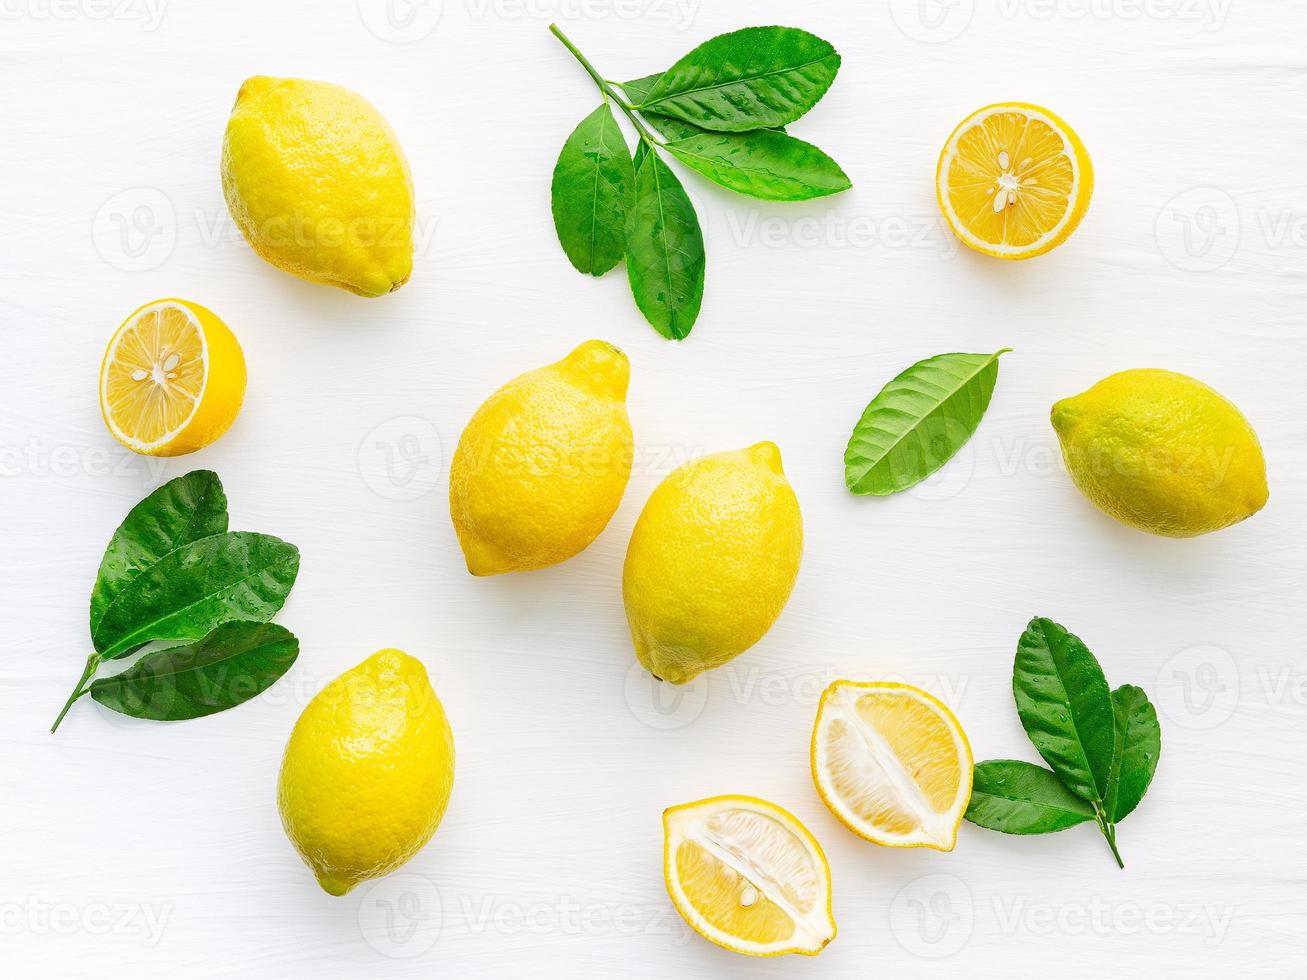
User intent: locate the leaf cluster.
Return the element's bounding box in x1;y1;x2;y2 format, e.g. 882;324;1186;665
964;617;1162;867
550;24;852;339
50;471;301;731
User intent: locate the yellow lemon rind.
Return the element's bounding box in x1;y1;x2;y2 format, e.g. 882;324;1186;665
221;76;415;298
277;649;455;898
623;442;802;686
448;340;633;576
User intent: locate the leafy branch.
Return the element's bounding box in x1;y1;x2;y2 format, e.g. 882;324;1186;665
548;24;852;340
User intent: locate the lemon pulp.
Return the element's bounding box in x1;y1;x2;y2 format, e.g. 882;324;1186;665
663;795;835;957
937;102;1092;259
811;681;973;850
99;298;245;456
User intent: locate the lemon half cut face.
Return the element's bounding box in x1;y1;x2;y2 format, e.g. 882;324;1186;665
99;298;246;456
937;102;1093;259
663;795;835;957
811;681;973;850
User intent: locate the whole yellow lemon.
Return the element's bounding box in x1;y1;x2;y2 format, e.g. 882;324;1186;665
449;340;633;575
221;76;414;297
1052;369;1268;537
277;650;454;896
624;442;802;684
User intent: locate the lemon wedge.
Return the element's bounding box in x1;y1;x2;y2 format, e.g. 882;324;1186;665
99;298;246;456
811;681;973;850
936;102;1093;259
663;795;835;958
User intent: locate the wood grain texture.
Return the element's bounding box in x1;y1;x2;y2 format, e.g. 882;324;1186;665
2;2;1305;977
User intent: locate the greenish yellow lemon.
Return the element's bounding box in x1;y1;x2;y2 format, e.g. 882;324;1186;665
1052;369;1268;537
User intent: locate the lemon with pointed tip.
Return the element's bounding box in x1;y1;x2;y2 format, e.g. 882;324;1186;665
222;76;414;296
449;340;633;575
1052;369;1268;537
624;443;802;684
663;795;835;957
277;650;454;897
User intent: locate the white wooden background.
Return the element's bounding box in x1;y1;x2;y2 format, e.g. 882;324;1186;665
3;1;1305;977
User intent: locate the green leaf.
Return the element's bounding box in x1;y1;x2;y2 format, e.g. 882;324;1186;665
91;532;300;659
90;621;299;721
620;74;657;105
845;350;1010;495
1104;684;1161;822
625;149;705;340
965;759;1096;834
622;74;705;142
551;103;635;276
89;471;228;637
636;27;841;133
1013;617;1117;805
624;73;789;144
663;130;850;201
630;73;845;200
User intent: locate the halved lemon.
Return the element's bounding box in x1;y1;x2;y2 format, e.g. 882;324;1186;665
663;795;835;958
936;102;1093;259
99;298;246;456
811;681;973;850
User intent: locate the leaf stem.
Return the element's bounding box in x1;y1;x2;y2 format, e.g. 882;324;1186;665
549;23;662;146
1094;805;1125;869
50;653;101;733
